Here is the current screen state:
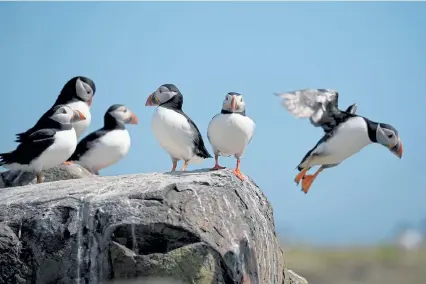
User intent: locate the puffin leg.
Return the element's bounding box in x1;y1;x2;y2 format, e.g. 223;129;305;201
301;166;324;194
210;155;226;171
62;161;73;165
233;158;245;181
181;160;190;171
36;173;43;184
171;159;178;172
294;167;310;185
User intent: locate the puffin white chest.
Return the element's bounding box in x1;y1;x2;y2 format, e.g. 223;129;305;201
32;128;78;171
313;116;372;165
151;107;196;161
67;101;91;138
77;129;131;171
208;113;255;157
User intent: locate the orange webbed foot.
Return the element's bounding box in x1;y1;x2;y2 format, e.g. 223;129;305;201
301;175;316;194
233;168;245;181
62;161;73;165
294;168;309;185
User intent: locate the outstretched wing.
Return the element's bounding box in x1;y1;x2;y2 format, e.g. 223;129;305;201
274;88;342;132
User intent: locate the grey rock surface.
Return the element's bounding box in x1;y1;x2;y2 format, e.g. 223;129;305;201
0;164;93;188
283;269;309;284
0;169;307;284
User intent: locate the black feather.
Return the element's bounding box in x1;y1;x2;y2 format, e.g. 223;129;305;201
160;93;212;159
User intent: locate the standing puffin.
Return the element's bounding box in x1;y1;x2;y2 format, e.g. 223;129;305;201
274;89;403;194
145;84;212;171
67;104;138;175
0;105;86;183
207;92;255;180
15;76;96;142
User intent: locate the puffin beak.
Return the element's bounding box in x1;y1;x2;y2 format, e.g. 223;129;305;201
126;112;139;124
389;139;403;159
72;110;86;122
230;95;237;111
145;93;157;106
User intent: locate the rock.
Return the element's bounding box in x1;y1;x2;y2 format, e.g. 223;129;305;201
0;164;93;189
0;169;307;284
283;269;309;284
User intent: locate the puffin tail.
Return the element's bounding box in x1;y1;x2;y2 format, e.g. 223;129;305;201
197;146;213;159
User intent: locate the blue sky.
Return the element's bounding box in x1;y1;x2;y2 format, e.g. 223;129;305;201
1;2;425;246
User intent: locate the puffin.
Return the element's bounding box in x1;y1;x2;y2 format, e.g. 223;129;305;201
145;84;212;171
67;104;138;175
0;105;86;183
274;88;403;194
207;92;255;180
15;76;96;142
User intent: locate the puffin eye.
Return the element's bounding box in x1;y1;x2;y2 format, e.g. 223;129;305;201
388;134;393;138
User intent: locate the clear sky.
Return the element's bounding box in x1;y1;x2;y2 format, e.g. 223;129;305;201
1;2;425;246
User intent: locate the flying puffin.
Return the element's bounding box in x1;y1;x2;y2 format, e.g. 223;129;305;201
145;84;212;171
207;92;255;180
15;76;96;142
67;104;138;175
0;105;86;183
274;88;403;194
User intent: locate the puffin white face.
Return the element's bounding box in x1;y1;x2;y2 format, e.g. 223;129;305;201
109;105;138;124
222;92;246;113
376;123;403;159
51;105;87;124
75;78;95;106
145;84;180;106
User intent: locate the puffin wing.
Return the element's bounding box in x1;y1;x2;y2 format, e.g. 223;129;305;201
177;110;212;159
15;108;56;142
1;129;56;166
68;129;106;161
274;89;341;132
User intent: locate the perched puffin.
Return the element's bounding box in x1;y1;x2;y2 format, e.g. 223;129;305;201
274;88;403;194
0;105;86;183
67;104;138;175
145;84;212;171
15;76;96;142
207;92;255;180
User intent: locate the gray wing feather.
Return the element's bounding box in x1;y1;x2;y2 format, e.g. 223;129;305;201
274;88;340;129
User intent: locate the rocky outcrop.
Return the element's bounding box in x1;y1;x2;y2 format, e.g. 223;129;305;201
0;169;307;284
0;164;93;188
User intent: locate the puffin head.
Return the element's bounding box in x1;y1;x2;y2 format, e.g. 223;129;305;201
50;105;86;124
222;92;246;113
375;123;403;159
56;76;96;106
145;84;181;106
106;104;138;125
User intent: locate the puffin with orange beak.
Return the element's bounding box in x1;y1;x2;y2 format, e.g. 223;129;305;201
15;76;96;142
207;92;255;180
0;105;86;183
67;104;138;175
274;88;403;194
145;84;212;172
